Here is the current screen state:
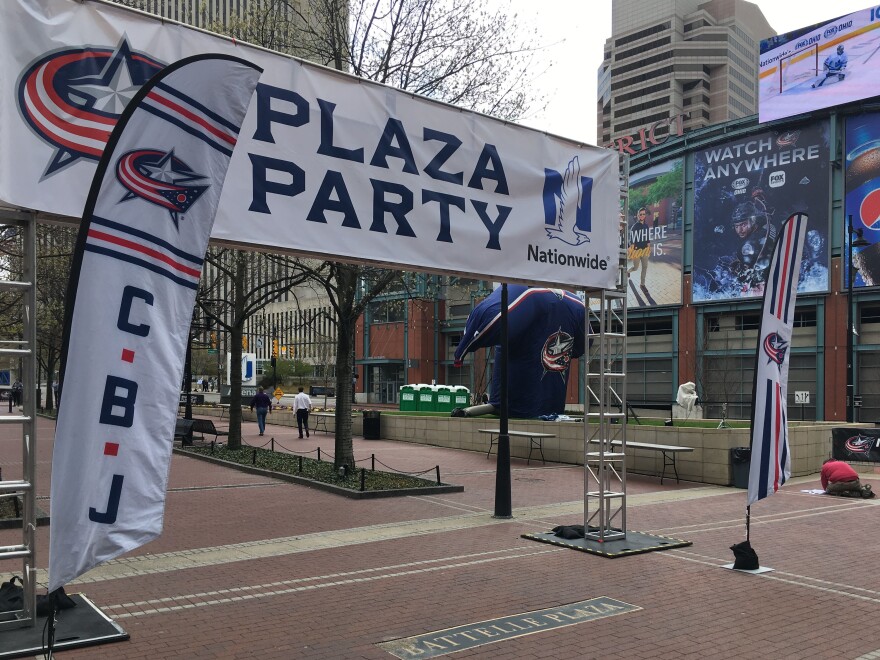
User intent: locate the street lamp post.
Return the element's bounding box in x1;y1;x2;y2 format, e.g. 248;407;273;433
847;216;870;423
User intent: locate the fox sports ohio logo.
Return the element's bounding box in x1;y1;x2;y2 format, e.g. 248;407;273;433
16;39;164;176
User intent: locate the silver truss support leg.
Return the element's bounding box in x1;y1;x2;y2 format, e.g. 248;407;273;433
584;155;629;543
0;209;38;629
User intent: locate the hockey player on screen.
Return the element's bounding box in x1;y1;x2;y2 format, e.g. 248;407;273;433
812;44;848;88
715;194;778;295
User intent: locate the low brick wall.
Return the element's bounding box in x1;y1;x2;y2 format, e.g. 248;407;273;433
191;406;846;486
374;415;841;486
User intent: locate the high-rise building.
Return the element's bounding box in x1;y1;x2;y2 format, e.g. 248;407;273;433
597;0;775;146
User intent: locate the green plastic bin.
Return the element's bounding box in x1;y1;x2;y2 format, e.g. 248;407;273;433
418;385;437;412
399;385;418;411
435;387;454;413
452;386;470;408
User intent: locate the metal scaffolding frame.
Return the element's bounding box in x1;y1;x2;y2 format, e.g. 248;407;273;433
584;156;629;542
0;209;38;628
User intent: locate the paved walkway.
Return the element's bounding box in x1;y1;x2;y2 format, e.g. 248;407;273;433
0;410;878;658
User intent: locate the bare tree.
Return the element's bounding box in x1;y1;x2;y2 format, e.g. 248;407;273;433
35;225;76;411
190;0;542;467
0;223;74;410
197;249;323;448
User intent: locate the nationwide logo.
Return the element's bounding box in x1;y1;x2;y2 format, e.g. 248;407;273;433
541;327;574;379
542;156;592;246
844;433;877;454
763;332;788;366
776;131;800;147
116;149;209;228
17;39;164;176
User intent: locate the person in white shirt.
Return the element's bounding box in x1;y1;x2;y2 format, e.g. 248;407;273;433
293;386;312;438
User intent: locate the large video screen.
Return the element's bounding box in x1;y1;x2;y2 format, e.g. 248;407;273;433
692;122;830;303
759;7;880;123
845;112;880;288
625;159;683;308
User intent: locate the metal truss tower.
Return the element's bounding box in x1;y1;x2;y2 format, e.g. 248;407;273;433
0;210;38;628
584;156;629;542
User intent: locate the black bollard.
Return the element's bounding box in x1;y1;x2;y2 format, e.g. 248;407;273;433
360;468;366;491
435;465;441;485
252;448;257;465
371;454;375;471
317;448;321;462
210;441;215;455
298;455;303;473
271;438;275;452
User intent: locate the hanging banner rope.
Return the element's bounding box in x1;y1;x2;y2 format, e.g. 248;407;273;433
49;54;262;592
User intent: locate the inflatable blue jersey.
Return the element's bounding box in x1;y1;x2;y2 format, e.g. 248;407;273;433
454;285;586;418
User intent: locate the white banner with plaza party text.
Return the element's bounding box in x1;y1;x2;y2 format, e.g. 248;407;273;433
0;0;619;290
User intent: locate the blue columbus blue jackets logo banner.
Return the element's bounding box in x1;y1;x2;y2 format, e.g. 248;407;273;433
49;55;262;593
831;428;880;462
117;149;209;227
17;39;164;175
748;212;807;506
543;156;593;246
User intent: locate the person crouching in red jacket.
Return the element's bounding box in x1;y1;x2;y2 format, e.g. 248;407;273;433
821;459;873;498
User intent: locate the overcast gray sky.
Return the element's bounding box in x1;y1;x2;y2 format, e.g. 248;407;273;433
509;0;875;145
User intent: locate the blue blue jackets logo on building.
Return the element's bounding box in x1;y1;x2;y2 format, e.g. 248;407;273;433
543;156;593;246
17;39;164;175
116;149;209;228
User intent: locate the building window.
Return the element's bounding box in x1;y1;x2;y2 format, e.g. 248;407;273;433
612;51;674;77
614;96;670;118
794;308;817;327
627;317;674;336
448;304;471;318
611;66;674;91
369;300;405;323
615;37;672;62
614;21;671;48
615;81;670;104
613;111;671;133
735;314;761;331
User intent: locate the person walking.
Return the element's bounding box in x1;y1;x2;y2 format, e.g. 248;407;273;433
11;380;22;407
293;386;312;438
249;386;272;436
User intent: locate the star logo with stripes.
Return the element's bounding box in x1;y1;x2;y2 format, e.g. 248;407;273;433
116;149;209;229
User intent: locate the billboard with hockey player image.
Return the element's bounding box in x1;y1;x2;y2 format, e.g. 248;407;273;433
626;158;683;308
692;122;830;303
845;112;880;288
759;6;880;123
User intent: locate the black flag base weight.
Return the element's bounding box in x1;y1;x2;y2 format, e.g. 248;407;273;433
522;529;691;558
729;540;760;570
724;540;775;573
0;594;127;659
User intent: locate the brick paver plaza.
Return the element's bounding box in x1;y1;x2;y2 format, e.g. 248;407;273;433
0;411;878;659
